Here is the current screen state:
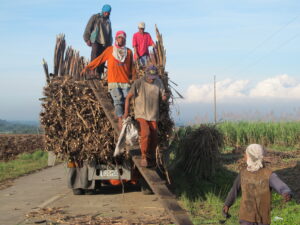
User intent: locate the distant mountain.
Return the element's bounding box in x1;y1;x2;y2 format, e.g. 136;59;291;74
9;120;39;126
0;119;41;134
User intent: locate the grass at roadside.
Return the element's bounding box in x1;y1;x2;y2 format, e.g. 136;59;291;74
168;124;300;224
171;164;300;225
268;144;298;152
0;150;48;182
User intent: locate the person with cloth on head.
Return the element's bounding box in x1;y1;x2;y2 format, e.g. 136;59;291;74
223;144;292;225
123;65;167;168
81;31;136;129
132;22;156;66
83;4;112;77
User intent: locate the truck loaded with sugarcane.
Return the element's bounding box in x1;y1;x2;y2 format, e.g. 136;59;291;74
41;23;193;223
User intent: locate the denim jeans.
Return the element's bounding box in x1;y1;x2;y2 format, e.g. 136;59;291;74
138;55;148;66
109;87;130;117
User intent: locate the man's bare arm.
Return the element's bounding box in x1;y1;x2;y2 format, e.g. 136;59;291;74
123;92;134;119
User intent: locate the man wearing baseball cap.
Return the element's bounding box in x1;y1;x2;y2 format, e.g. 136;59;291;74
81;31;136;129
132;22;156;66
83;4;112;77
123;65;167;167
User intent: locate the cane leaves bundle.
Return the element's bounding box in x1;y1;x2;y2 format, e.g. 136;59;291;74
170;125;223;180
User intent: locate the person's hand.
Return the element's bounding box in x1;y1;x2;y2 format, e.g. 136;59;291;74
122;112;129;119
222;205;230;218
282;193;292;202
162;92;170;101
86;40;92;47
223;205;229;214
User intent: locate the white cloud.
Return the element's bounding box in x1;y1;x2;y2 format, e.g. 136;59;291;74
249;74;300;98
184;74;300;103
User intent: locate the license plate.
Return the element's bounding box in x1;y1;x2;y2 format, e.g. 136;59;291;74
100;170;119;177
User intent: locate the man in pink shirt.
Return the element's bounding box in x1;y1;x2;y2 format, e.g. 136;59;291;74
132;22;156;66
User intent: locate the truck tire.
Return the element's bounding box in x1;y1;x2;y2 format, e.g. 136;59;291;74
95;180;101;191
72;188;84;195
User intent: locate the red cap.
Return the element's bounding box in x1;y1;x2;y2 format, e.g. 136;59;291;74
115;30;126;39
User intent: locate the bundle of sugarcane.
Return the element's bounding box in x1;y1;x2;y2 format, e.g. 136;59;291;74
53;33;66;76
43;34;89;84
153;26;175;148
170;125;223;180
40;75;117;162
40;76;117;162
40;35;118;162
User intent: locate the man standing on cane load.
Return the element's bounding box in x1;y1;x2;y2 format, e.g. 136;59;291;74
132;22;156;66
81;31;135;129
83;4;112;77
123;65;167;168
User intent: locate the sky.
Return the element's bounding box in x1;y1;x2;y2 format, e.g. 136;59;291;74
0;0;300;123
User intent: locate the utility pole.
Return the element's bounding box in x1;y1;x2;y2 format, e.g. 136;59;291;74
214;75;217;124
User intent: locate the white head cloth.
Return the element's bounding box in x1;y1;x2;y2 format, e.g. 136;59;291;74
245;144;264;172
138;22;145;29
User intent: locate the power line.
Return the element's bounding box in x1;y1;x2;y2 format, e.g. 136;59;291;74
233;31;300;76
244;15;300;56
224;14;300;74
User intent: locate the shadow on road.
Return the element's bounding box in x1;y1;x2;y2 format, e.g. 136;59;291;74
92;183;142;195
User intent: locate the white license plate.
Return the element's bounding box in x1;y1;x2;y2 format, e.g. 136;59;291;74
100;170;119;177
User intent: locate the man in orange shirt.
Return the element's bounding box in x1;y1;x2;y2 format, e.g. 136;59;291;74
81;31;135;128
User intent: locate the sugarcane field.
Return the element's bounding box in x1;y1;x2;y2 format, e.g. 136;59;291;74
1;2;300;225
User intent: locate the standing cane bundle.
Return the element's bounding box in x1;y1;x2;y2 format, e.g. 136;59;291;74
171;125;224;180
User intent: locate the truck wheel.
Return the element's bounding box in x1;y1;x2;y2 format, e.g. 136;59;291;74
72;188;84;195
140;178;153;195
95;180;101;191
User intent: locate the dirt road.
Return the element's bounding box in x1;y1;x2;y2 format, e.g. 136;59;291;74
0;164;172;225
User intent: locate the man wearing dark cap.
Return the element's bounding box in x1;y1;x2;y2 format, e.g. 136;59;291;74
123;65;167;167
83;4;112;77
